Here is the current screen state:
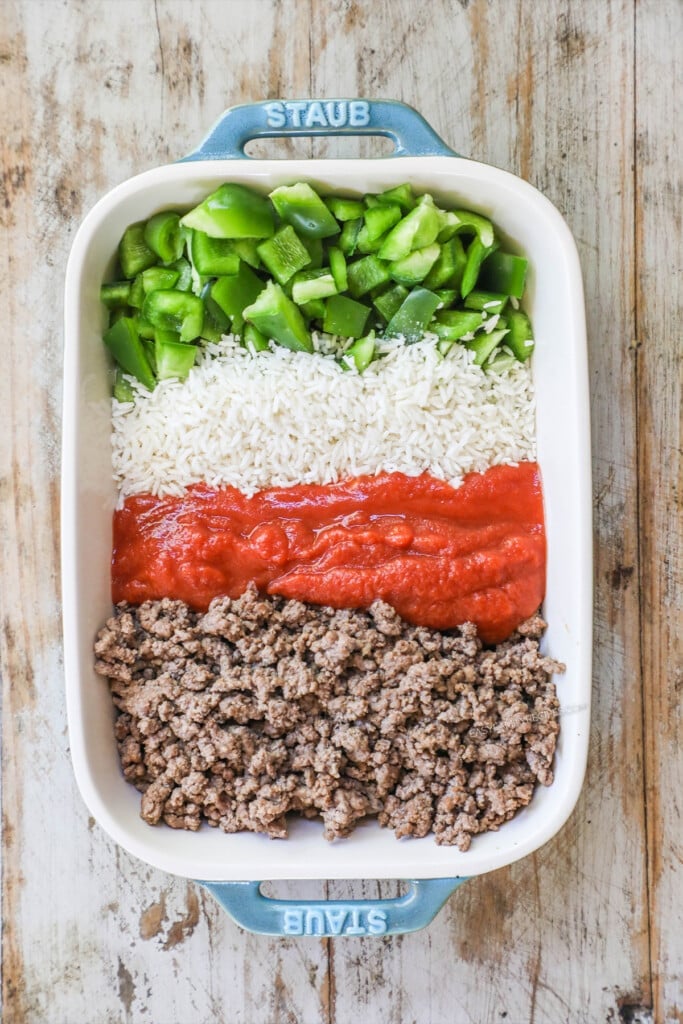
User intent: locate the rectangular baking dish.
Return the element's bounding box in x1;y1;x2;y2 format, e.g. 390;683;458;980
62;99;591;936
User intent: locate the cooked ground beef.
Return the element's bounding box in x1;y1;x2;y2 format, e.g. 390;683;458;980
94;586;563;850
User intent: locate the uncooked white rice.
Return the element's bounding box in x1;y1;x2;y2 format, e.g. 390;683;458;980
112;335;536;499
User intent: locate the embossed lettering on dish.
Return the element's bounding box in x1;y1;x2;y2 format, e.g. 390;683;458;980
264;100;371;130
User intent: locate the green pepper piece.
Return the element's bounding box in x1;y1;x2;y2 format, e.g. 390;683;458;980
384;287;441;342
132;313;156;339
373;283;409;323
167;257;193;292
100;281;132;309
141;338;157;373
451;211;495;249
301;234;324;269
478;251;528;298
300;297;326;322
231;238;263;269
328;246;348;292
505;309;535;361
389;243;440;286
270;182;340;239
199;304;227;343
465;327;508;366
339;218;362;256
128;273;146;309
423;236;467;290
143;211;183;264
181;183;275;239
155;336;196;381
464;290;508;314
363;202;402;243
142;289;204;343
257;225;311;285
355;221;390;254
203;293;232;333
486;350;518;373
432;309;483;340
377;183;415;210
108;307;130;326
378;195;441;261
343;331;376;372
291;269;338;304
461;237;495;298
243;322;270;351
141;266;181;294
323;294;371;338
434;288;457;307
113;369;136;403
436;210;460;242
188;230;240;276
243;280;313;353
103;317;156;390
346;255;391;298
119;223;158;279
210;263;267;321
325;196;365;221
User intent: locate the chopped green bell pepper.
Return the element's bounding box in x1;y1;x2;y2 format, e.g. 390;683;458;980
325;196;365;221
373;283;409;323
464;290;507;314
269;182;340;239
346;255;391;298
505;309;535;361
385;287;441;342
100;281;131;309
291;269;338;304
210;263;267;321
243;280;313;352
257;225;311;285
479;251;528;298
155;336;196;381
189;230;240;276
143;211;183;264
243;322;270;351
328;246;348;292
343;331;376;371
103;316;156;390
323;294;371;338
142;289;204;343
181;183;275;239
141;266;180;294
423;236;466;290
465;327;508;366
451;211;495;249
377;183;415;210
389;243;440;286
461;237;495;298
119;223;158;279
113;369;136;403
378;195;441;261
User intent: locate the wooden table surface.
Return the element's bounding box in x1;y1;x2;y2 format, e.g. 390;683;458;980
1;1;681;1021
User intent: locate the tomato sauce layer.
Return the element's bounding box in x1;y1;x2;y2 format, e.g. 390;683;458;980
112;463;546;644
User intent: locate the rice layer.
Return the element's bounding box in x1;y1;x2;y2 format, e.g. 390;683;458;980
112;336;536;499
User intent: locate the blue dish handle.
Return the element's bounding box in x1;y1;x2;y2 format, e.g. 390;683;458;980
199;877;467;937
180;99;459;161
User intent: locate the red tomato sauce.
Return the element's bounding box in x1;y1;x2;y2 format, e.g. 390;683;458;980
112;463;546;644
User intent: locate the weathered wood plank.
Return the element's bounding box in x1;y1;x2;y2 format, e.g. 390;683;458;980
635;2;683;1021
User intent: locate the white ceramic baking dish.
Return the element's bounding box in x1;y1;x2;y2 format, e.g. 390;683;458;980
63;100;591;937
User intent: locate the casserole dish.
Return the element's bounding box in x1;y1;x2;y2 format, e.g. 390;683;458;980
63;99;591;937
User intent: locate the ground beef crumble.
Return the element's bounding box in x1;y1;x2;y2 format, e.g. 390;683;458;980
94;586;563;850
